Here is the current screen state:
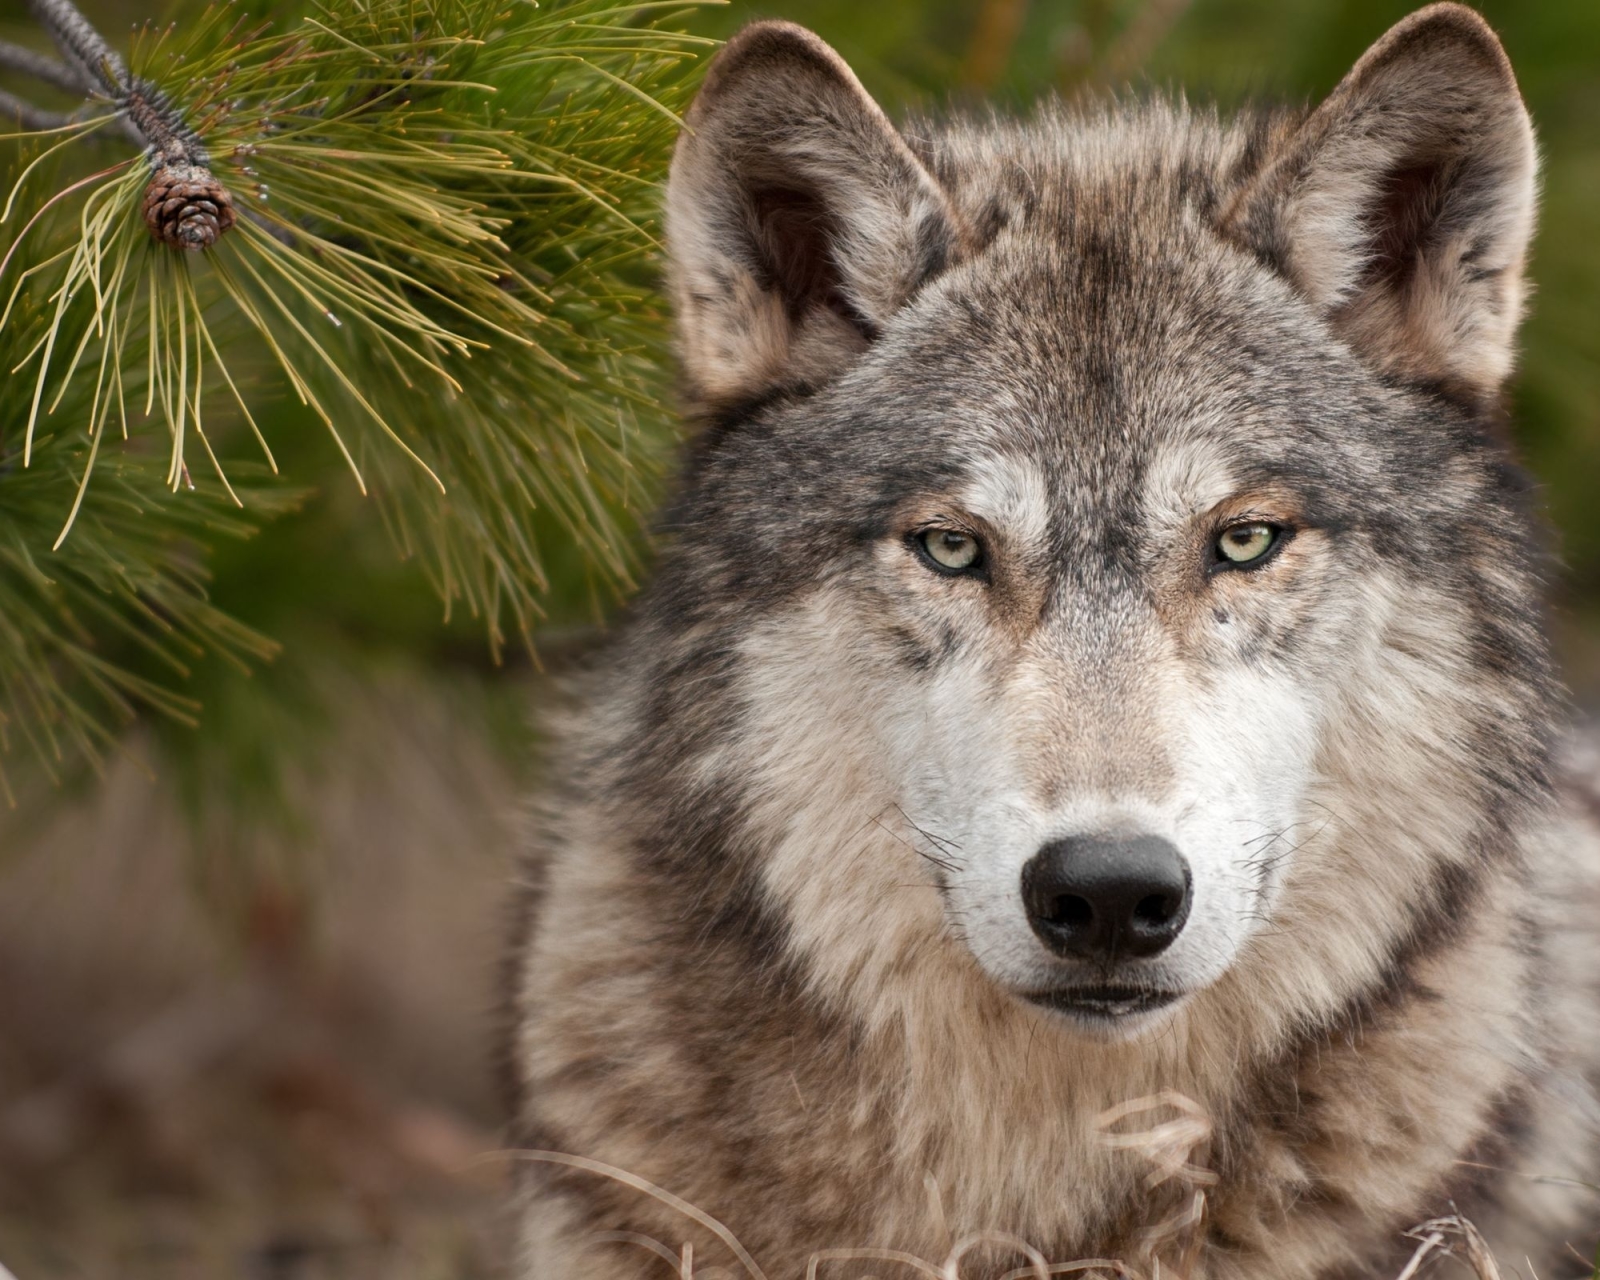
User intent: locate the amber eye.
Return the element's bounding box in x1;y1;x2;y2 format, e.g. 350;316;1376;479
1215;522;1281;567
918;528;982;573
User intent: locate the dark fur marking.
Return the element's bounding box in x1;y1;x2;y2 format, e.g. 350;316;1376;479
1361;158;1457;294
745;183;881;340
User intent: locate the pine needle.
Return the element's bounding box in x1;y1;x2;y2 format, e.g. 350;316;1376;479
0;0;713;774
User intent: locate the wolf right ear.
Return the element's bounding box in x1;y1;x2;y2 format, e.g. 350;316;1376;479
665;22;964;414
1226;4;1536;402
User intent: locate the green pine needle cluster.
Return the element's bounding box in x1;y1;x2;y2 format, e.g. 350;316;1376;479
0;354;301;796
0;0;714;783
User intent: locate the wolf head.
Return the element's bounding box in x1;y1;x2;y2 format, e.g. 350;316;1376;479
638;5;1556;1041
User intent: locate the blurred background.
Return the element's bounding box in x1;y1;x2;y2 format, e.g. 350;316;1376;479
0;0;1595;1276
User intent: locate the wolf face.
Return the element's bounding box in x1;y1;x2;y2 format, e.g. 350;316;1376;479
658;6;1548;1039
510;8;1600;1276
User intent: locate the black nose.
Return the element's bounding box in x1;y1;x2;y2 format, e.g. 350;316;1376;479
1021;835;1191;961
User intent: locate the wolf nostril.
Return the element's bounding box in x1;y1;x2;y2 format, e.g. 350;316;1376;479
1051;895;1094;928
1134;893;1177;925
1021;834;1191;962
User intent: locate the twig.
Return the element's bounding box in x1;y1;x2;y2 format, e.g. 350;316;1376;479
23;0;203;163
26;0;127;97
0;86;73;132
122;77;208;166
0;39;88;96
17;0;231;246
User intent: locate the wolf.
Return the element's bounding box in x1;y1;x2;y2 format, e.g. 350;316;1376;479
504;5;1600;1276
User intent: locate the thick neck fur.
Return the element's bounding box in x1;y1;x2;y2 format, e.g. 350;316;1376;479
511;581;1558;1278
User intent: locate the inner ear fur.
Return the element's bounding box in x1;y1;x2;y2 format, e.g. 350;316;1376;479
1226;4;1537;402
665;21;965;413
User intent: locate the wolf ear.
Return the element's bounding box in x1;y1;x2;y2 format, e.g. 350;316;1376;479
1226;4;1536;401
665;22;964;413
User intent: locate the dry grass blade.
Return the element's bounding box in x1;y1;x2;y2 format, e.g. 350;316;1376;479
1097;1092;1215;1280
1098;1092;1217;1191
494;1149;772;1280
805;1248;946;1279
479;1133;1533;1280
1398;1217;1504;1280
942;1232;1052;1280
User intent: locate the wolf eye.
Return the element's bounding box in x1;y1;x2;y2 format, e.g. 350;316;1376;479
1215;522;1281;568
917;528;982;573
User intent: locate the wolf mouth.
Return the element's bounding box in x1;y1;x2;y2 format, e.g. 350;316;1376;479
1021;986;1183;1020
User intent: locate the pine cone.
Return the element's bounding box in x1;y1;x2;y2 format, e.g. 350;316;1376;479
141;163;236;251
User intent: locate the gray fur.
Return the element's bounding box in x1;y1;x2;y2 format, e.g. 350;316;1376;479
504;6;1600;1276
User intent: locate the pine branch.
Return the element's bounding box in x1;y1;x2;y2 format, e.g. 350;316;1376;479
0;395;299;793
0;198;303;791
0;87;74;132
0;0;714;772
26;0;129;98
0;40;90;96
1;0;707;591
0;25;136;144
21;0;227;241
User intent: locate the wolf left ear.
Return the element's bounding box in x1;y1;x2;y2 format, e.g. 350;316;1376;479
665;22;964;414
1226;4;1536;401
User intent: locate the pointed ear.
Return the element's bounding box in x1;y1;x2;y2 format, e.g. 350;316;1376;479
1225;4;1536;401
665;22;966;413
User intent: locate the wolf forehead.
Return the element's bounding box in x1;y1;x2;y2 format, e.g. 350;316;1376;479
663;9;1542;608
679;128;1478;558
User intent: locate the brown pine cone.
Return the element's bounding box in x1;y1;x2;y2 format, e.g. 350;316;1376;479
141;162;236;251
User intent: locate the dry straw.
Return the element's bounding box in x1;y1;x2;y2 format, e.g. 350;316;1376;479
492;1092;1512;1280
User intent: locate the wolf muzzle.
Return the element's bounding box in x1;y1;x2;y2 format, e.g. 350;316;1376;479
1021;834;1192;962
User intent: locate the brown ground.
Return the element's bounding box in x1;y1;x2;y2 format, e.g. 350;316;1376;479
0;672;522;1279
